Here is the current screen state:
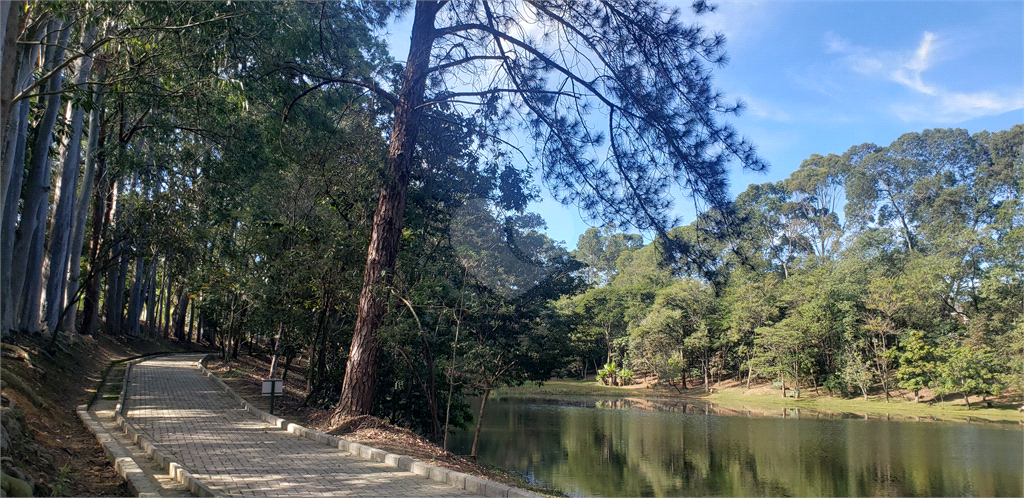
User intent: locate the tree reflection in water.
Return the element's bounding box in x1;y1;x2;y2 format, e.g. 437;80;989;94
450;396;1024;497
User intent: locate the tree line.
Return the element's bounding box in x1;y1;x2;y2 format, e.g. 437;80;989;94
567;126;1023;407
1;0;767;453
1;2;1017;462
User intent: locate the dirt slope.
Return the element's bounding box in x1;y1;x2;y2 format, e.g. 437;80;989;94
1;332;212;497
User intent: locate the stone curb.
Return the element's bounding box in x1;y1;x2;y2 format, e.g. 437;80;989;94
111;355;220;497
195;355;543;498
113;410;219;497
76;405;162;498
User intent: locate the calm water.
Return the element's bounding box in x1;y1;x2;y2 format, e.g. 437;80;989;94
449;396;1024;497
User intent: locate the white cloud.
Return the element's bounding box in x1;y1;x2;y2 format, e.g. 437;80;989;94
892;90;1024;123
889;32;938;95
825;31;1022;123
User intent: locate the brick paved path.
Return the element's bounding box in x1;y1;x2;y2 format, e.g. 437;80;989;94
123;354;474;497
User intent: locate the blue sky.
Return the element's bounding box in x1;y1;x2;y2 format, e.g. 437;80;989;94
385;1;1023;250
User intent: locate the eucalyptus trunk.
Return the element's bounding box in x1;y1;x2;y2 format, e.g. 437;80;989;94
1;26;42;335
17;201;46;332
336;0;438;418
0;1;25;226
125;257;146;337
1;97;29;336
104;240;127;335
10;19;69;333
63;84;104;333
81;156;110;336
170;286;189;341
43;27;95;335
162;272;174;337
144;255;158;336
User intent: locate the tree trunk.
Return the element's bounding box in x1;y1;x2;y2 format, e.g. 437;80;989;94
470;387;491;460
10;19;70;334
282;350;295;383
1;97;29;336
125;257;147;337
1;23;41;337
336;1;439;417
268;323;284;378
703;359;709;394
153;260;165;334
104;241;126;335
186;297;194;343
202;313;214;345
145;255;158;337
746;355;753;389
0;0;25;233
43;27;95;336
63;77;104;334
162;272;174;337
18;201;46;333
81;158;109;336
170;286;189;341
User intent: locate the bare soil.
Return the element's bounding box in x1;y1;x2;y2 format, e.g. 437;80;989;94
204;353;563;497
1;332;214;496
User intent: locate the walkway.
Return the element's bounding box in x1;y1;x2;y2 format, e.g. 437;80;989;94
122;354;475;497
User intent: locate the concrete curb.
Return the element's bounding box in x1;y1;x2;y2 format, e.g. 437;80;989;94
76;405;162;498
196;355;543;498
112;355;220;497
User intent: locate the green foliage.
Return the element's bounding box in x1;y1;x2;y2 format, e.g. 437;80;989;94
16;0;1018;444
597;361;618;386
895;330;934;401
596;362;634;387
932;343;1003;408
50;464;73;497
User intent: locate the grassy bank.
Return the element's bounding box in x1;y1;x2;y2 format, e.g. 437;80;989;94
495;378;1024;425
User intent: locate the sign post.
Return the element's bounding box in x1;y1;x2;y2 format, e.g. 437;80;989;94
262;379;283;415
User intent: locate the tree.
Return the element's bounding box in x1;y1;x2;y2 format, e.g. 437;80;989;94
751;319;808;398
719;271;781;388
628;278;716;391
895;329;934;402
731;182;807;279
574;224;643;285
932;343;1002;409
784;153;847;264
333;0;766;417
568;285;650;369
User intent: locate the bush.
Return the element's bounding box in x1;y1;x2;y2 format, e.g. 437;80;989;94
823;374;847;397
619;368;634;385
597;361;618;386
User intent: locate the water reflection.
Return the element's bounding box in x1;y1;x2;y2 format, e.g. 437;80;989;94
449;396;1024;497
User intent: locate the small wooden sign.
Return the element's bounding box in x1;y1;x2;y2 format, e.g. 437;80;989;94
262;379;283;396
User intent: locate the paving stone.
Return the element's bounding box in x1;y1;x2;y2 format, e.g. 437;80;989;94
123;354;476;497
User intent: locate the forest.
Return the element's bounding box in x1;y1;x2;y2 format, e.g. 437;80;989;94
0;0;1020;448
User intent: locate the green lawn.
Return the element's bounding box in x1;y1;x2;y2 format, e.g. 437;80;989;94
496;378;1024;424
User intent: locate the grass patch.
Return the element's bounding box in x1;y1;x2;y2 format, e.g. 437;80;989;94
709;388;1023;424
86;351;190;409
498;378;1024;424
494;378;649;397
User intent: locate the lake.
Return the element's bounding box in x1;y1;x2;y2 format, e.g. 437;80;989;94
448;396;1024;497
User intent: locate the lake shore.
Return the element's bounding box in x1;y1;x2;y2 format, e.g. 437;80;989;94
494;377;1024;425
